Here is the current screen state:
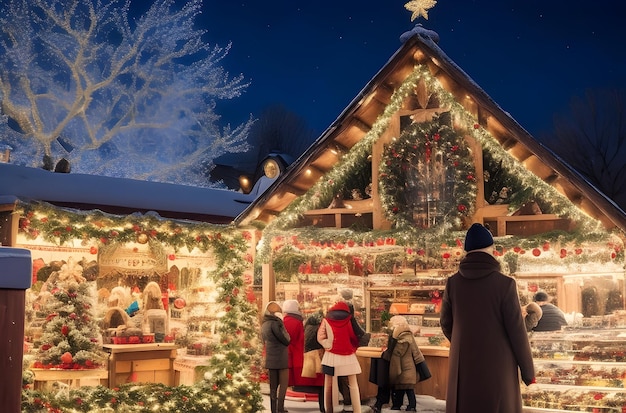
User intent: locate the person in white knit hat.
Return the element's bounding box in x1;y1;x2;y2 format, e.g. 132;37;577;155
282;300;308;389
369;315;409;413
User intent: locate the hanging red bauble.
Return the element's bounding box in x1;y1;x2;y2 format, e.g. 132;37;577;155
532;248;541;257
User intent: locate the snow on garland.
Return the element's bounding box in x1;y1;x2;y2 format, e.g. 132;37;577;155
379;116;477;230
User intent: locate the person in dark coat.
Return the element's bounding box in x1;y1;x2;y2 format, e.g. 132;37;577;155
440;223;535;413
261;301;291;413
295;312;326;412
532;291;568;332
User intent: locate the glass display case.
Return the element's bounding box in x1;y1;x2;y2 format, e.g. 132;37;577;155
366;271;450;346
523;328;626;412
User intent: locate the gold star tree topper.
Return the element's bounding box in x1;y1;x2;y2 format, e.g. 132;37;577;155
404;0;437;21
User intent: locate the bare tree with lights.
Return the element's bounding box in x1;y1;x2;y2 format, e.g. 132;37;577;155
0;0;252;187
542;88;626;211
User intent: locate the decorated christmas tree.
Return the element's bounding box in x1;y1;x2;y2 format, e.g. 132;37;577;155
196;230;264;411
31;258;107;370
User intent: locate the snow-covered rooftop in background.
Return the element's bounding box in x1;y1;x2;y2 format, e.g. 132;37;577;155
0;162;274;224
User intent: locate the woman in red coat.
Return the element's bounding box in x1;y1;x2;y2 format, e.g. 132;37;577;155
317;300;362;413
283;299;309;388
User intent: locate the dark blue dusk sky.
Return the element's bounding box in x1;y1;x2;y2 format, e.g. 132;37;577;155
196;0;626;139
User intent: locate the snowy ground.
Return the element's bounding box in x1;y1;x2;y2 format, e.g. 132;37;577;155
261;392;447;412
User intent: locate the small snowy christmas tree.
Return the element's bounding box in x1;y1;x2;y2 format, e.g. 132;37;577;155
31;258;106;369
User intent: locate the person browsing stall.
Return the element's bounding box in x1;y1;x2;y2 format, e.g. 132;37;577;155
261;301;291;413
532;291;567;332
440;223;535;413
317;299;362;413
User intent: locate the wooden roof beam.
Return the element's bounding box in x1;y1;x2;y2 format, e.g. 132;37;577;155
283;183;307;197
522;155;558;180
508;145;533;163
351;116;373;134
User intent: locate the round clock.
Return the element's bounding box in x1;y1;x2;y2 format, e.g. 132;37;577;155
263;158;280;178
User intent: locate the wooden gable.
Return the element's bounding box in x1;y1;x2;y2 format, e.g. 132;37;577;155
235;27;626;233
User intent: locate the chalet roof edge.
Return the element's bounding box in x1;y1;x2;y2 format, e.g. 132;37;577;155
0;162;255;224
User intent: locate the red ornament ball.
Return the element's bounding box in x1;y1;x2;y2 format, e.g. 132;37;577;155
60;352;73;364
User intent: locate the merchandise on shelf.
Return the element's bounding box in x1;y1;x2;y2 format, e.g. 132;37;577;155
523;327;626;411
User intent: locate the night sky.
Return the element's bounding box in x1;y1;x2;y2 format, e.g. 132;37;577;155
197;0;626;140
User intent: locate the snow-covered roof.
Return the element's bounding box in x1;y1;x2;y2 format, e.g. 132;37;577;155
0;162;272;224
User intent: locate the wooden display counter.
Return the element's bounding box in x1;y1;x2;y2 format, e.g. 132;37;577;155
355;345;449;401
31;368;108;391
103;343;177;386
174;355;210;386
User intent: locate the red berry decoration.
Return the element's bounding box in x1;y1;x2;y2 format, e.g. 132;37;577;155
532;248;541;257
60;352;73;364
61;325;70;336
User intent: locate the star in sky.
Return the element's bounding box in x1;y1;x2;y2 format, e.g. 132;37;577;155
404;0;438;21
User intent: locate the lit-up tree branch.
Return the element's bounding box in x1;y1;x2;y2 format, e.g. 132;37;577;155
0;0;252;186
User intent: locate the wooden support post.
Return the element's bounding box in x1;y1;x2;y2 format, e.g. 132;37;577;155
0;247;32;413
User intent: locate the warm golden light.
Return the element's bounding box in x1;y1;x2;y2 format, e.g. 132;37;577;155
239;175;251;193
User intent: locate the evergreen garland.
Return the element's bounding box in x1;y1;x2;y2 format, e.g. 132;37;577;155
379;116;476;230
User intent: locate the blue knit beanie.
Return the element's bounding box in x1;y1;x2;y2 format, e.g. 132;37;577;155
464;223;494;251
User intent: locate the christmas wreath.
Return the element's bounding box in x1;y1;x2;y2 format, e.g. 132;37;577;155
379;117;477;230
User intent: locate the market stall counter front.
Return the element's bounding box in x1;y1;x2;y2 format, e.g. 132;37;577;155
31;368;108;390
103;343;177;386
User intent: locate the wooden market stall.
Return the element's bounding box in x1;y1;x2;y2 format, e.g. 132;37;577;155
233;25;626;410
